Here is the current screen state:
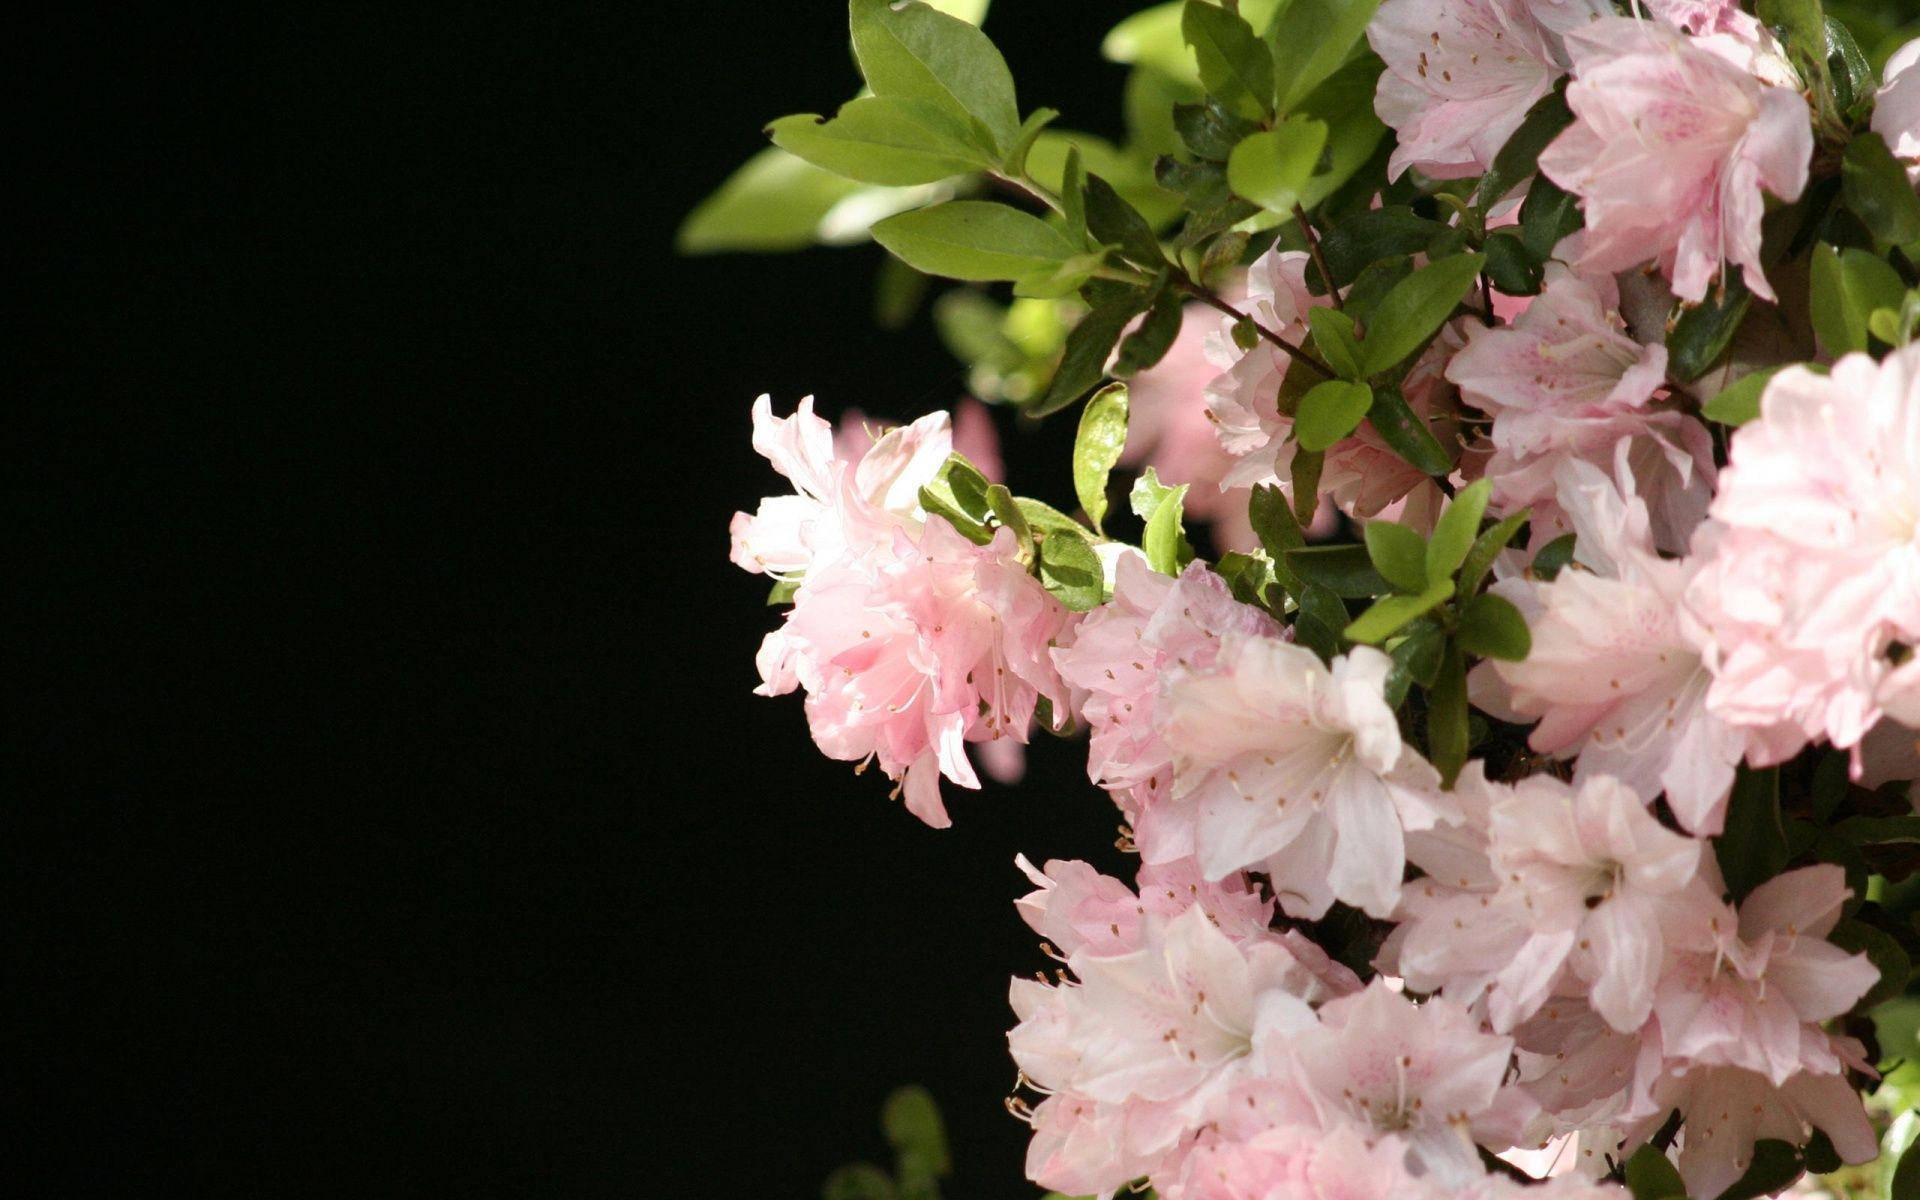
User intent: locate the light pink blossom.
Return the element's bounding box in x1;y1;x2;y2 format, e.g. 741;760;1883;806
1876;40;1920;171
1051;556;1281;859
757;520;1072;827
1538;17;1812;303
1685;348;1920;762
1160;635;1456;918
1637;1063;1877;1200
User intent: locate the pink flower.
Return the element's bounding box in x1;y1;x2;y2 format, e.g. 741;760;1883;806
1875;40;1920;170
1051;556;1281;859
1639;1065;1877;1200
1160;635;1456;918
1012;854;1277;959
757;520;1072;827
1369;0;1563;182
1685;348;1920;761
1170;1125;1425;1200
1538;17;1812;303
1477;458;1747;833
729;394;952;578
1641;0;1743;36
1446;264;1712;554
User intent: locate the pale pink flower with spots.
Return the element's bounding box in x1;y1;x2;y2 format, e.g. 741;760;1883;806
1051;556;1281;860
1538;17;1811;304
756;520;1072;827
1169;1124;1428;1200
1685;348;1920;764
1368;0;1563;182
1160;635;1457;919
1875;40;1920;175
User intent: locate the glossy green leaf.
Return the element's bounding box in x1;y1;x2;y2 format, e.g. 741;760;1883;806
1482;230;1544;296
1667;275;1752;382
1457;509;1528;597
1173;98;1255;161
678;148;865;253
1266;0;1383;111
1115;287;1184;376
918;454;996;543
1132;467;1193;574
1032;290;1151;416
1810;242;1906;355
1182;0;1274;116
1308;308;1367;380
1702;366;1783;427
1073;383;1130;534
768;578;802;606
1366;385;1455;475
1844;131;1920;244
1289;444;1324;524
1292;580;1347;660
1361;253;1487;375
1036;523;1107;610
1457;592;1531;661
1427;478;1491;584
1623;1145;1686;1200
1103;2;1200;82
1428;641;1470;786
985;483;1032;546
1227;116;1329;213
1318;207;1449;290
1295;380;1375;451
1285;544;1393;597
1345;579;1453;644
1717;766;1787;903
1532;531;1576;581
1002;106;1061;179
872;201;1077;281
1213;550;1277;605
1476;85;1574;207
1893;1132;1920;1200
1290;56;1389;210
768;97;992;185
1364;520;1429;594
1518;172;1581;259
851;0;1020;153
1084;173;1166;268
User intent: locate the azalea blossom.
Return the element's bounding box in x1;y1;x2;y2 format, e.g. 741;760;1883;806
1446;263;1712;554
1160;634;1456;918
1537;17;1811;303
1876;39;1920;171
1478;457;1748;833
757;519;1072;827
1051;556;1281;860
1685;348;1920;762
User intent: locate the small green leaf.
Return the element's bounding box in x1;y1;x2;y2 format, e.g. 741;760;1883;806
1226;117;1330;213
1457;592;1530;661
1457;510;1528;597
1036;524;1107;610
767;97;991;185
985;483;1032;544
1361;253;1487;375
1667;275;1752;382
918;454;996;543
1182;0;1275;116
1428;641;1470;786
1476;85;1574;207
1482;230;1544;296
1518;172;1580;259
1345;579;1453;644
1002;106;1061;179
1843;130;1920;245
678;148;865;254
1133;468;1193;575
1115;287;1185;376
881;1085;951;1178
822;1163;897;1200
1290;59;1388;209
1060;145;1089;248
1810;242;1906;356
1295;380;1375;451
1532;531;1576;581
1308;308;1367;380
1702;366;1784;427
1031;290;1151;416
1317;207;1449;290
1364;520;1429;594
1366;385;1454;476
1289;445;1324;524
1389;619;1446;691
1292;580;1347;660
1285;544;1393;597
1266;0;1384;112
872;201;1077;281
1084;173;1166;268
1103;2;1199;82
1717;765;1787;903
1801;1129;1842;1177
768;577;802;606
1623;1145;1687;1200
1427;478;1491;584
1073;383;1130;533
852;0;1021;153
1892;1133;1920;1200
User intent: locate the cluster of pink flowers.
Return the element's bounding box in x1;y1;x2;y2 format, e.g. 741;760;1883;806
729;2;1920;1197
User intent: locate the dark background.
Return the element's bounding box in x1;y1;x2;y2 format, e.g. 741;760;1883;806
12;4;1141;1194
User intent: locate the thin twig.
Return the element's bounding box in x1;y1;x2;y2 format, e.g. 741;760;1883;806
1294;205;1342;311
1171;275;1337;381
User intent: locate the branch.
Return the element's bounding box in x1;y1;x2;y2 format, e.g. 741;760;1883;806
1171;275;1337;382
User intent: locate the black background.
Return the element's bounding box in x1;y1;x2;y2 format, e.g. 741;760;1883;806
13;4;1143;1194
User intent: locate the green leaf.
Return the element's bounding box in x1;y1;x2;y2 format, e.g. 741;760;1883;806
1666;275;1752;382
1266;0;1384;112
1115;287;1184;376
1289;445;1324;524
1893;1133;1920;1200
822;1163;897;1200
881;1086;951;1179
1132;468;1193;574
1457;510;1528;598
1531;531;1576;581
1285;544;1393;597
985;483;1032;546
1036;523;1107;610
1308;309;1366;380
1389;619;1446;693
1428;641;1470;787
1518;172;1581;259
1292;61;1389;211
1476;85;1574;207
1214;550;1277;605
1073;383;1129;534
1105;3;1200;82
1292;580;1347;659
1173;99;1256;161
1345;579;1453;644
1717;765;1787;903
1427;478;1491;584
1829;917;1912;1007
918;454;996;543
872;201;1077;281
1084;173;1165;268
1623;1145;1687;1200
1713;1139;1801;1200
1318;207;1449;290
1015;497;1087;536
1457;592;1530;661
1295;380;1375;451
1364;520;1429;594
851;0;1020;153
1832;815;1920;844
767;97;991;185
1365;384;1455;476
1002;106;1061;179
1182;0;1274;117
1801;1128;1842;1176
1702;366;1784;427
1032;290;1151;416
1226;117;1330;213
768;577;802;606
1482;230;1544;296
1844;131;1920;245
678;148;864;253
1361;253;1486;375
1810;242;1907;355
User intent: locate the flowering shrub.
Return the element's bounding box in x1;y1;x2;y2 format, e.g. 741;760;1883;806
692;2;1920;1197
